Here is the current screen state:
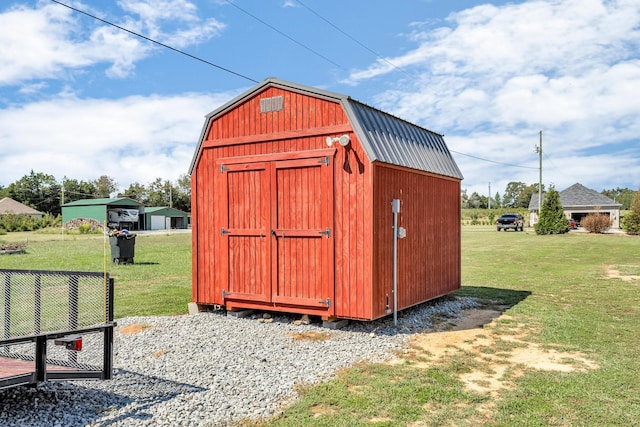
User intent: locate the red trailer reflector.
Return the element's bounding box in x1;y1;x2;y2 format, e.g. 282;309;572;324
54;335;83;351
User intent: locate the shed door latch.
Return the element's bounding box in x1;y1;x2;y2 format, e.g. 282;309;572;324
318;298;331;307
318;228;331;238
317;156;330;166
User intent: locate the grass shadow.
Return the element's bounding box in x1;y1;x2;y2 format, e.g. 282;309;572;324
454;285;532;308
232;287;532;337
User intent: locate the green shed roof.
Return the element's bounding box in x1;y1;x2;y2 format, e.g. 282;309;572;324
144;207;189;216
62;197;142;207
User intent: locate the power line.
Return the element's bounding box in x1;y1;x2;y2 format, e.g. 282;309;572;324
49;0;259;83
224;0;345;70
295;0;411;78
290;2;527;168
50;0;538;172
450;150;538;170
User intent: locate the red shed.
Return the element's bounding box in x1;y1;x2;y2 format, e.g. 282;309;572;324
189;78;463;321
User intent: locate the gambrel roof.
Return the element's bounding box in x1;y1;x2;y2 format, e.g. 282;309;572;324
189;78;463;180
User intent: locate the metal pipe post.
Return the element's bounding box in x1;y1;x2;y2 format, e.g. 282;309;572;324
392;199;400;326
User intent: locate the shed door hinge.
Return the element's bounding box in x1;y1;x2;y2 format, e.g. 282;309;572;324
220;164;229;173
221;228;230;236
319;298;331;308
222;290;230;299
318;228;331;238
318;156;330;166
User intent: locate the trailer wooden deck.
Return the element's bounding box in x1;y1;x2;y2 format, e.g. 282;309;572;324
0;356;71;378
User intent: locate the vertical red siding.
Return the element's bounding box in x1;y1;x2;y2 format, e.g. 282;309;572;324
371;165;461;319
333;142;371;320
192;84;460;320
193;86;369;318
274;164;323;301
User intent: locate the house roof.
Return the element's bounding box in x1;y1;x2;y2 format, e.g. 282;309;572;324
189;78;463;180
0;198;43;215
529;183;622;210
62;197;142;207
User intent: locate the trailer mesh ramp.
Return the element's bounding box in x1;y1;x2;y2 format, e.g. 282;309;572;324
0;269;114;389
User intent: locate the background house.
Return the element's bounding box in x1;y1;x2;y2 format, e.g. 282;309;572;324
529;183;622;228
189;78;463;321
0;197;44;219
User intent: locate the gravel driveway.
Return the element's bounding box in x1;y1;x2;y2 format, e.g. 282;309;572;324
0;297;478;427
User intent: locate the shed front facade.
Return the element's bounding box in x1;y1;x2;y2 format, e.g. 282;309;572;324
189;78;463;321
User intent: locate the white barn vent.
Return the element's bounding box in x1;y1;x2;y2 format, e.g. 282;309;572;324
260;96;283;113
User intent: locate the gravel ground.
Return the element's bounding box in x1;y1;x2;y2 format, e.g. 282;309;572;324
0;296;479;427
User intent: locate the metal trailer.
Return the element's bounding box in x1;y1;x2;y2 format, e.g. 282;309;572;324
1;269;115;390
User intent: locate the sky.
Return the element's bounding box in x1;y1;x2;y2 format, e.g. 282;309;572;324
1;0;639;200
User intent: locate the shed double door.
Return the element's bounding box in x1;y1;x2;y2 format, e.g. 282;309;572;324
217;151;335;314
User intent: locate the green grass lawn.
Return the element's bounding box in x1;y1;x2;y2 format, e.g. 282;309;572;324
0;230;192;318
258;227;640;426
1;227;639;425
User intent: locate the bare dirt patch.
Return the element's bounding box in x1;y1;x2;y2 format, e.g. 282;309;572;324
118;323;151;335
605;265;640;282
309;404;338;418
392;308;599;399
287;331;332;341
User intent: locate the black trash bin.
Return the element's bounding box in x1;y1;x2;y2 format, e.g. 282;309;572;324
109;233;136;264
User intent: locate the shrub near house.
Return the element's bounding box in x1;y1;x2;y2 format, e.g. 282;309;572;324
0;213;60;232
535;187;570;235
581;213;612;233
622;189;640;235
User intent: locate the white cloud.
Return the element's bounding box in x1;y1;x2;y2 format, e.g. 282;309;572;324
0;91;239;190
0;3;90;85
0;1;225;85
344;0;640;194
2;0;638;201
118;0;226;48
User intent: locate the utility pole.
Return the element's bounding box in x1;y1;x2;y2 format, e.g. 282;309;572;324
534;131;542;223
488;182;491;209
61;178;65;239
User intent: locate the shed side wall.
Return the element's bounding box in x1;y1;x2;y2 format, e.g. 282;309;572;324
372;164;461;319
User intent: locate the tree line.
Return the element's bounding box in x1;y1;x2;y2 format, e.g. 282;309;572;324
0;170;191;216
462;181;637;210
2;172;636;217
